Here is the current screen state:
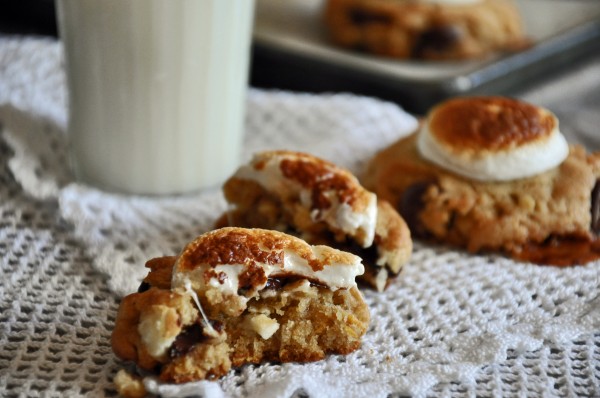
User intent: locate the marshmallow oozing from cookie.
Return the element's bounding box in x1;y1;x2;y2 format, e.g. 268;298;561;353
417;97;569;181
232;151;377;247
171;227;365;315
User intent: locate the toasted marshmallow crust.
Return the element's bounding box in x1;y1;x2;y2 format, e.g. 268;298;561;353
220;151;413;292
417;97;569;181
171;228;364;306
233;151;377;247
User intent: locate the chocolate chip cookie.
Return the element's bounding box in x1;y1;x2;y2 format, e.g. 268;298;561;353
365;96;600;265
324;0;526;60
112;228;370;388
218;151;412;291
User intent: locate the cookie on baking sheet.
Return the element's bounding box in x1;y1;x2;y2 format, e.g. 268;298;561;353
217;150;412;292
112;227;370;386
324;0;526;60
365;96;600;265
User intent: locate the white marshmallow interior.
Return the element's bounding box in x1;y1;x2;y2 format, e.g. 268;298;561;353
171;246;364;300
417;117;569;181
234;154;377;247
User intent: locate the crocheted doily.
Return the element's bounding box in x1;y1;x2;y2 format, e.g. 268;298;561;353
1;36;599;398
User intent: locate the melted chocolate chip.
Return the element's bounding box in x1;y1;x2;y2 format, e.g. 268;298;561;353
167;319;224;359
137;282;151;293
399;181;435;238
414;25;461;57
264;275;328;290
591;179;600;234
152;363;162;375
264;278;284;290
168;322;207;359
335;236;380;270
211;320;225;334
348;8;393;26
356;242;380;270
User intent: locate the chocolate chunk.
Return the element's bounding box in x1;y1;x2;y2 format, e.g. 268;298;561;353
399;181;434;238
211;320;225;334
355;241;379;270
264;275;328;290
414;25;461;56
137;281;151;293
335;237;380;271
591;179;600;234
168;322;207;359
265;277;284;290
348;8;392;26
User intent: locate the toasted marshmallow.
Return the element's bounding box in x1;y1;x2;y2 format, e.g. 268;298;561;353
171;228;364;306
138;305;182;359
232;151;377;247
417;97;569;182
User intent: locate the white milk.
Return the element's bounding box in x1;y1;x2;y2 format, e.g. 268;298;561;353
56;0;255;194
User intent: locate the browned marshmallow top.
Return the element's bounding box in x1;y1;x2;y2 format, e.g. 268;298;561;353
176;227;357;272
172;228;364;296
428;96;556;151
417;96;568;181
254;150;370;212
234;151;378;247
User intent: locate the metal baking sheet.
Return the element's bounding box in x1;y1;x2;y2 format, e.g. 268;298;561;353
253;0;600;113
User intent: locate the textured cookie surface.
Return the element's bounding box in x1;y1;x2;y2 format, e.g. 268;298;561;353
324;0;526;60
112;228;370;385
365;132;600;264
219;150;412;291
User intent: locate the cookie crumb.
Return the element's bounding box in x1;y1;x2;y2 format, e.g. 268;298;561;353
114;369;146;398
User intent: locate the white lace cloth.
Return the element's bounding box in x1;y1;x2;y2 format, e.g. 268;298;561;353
1;36;599;398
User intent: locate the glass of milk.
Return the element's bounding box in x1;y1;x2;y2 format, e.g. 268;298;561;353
56;0;255;195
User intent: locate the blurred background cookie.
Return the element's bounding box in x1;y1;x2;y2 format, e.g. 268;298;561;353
324;0;526;60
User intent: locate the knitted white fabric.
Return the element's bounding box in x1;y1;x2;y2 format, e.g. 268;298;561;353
1;36;599;398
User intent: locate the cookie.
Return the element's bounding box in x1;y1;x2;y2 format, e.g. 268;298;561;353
218;150;412;291
365;96;600;265
112;227;370;384
324;0;526;60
